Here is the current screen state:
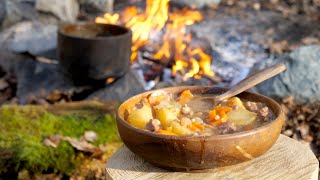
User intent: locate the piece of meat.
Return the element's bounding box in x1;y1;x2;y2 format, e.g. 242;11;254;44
218;122;237;134
227;122;237;131
246;101;259;112
258;107;269;117
192;117;204;124
147;91;170;106
135;98;148;109
145;119;161;132
181;104;192;115
135;102;143;109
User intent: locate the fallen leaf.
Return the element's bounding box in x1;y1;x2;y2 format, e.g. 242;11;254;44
64;137;97;153
43;135;62;148
84;131;98;142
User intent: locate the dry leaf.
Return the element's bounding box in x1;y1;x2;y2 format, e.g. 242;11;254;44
64;137;97;153
43;135;62;148
84;131;98;143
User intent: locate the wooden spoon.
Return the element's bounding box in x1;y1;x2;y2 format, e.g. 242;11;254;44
188;63;286;110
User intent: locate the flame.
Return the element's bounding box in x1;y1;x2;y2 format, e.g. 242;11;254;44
189;48;215;77
106;77;115;84
96;0;215;80
95;14;119;24
185;58;200;78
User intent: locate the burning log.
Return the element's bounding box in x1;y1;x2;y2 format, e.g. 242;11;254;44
141;55;166;65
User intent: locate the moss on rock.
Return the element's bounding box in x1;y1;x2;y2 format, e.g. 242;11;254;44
0;103;120;176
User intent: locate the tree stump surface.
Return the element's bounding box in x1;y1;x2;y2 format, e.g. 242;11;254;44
106;135;319;180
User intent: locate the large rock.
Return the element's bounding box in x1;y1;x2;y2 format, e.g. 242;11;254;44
0;0;5;25
15;59;76;104
253;45;320;103
0;21;57;55
0;50;25;74
78;0;114;13
87;69;145;102
36;0;79;22
190;10;320;83
1;0;37;28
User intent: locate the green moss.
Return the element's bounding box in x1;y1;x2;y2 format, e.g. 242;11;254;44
0;105;120;175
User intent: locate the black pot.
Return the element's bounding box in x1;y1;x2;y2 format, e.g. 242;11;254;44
58;22;132;85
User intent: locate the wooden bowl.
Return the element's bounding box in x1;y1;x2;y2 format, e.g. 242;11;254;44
116;86;285;171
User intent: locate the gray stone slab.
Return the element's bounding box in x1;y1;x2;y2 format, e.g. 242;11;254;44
0;21;57;55
15;59;75;104
253;45;320;103
36;0;79;22
0;0;6;25
87;68;145;102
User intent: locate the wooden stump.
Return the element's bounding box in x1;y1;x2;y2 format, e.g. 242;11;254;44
106;135;319;180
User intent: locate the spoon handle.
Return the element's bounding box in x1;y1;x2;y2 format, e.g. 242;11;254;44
216;63;286;101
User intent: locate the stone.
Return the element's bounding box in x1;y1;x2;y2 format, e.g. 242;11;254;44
78;0;114;13
0;0;5;24
0;49;25;74
36;0;79;22
1;0;37;28
0;21;57;55
87;69;145;102
15;59;75;104
190;10;320;83
171;0;221;8
253;45;320;103
153;80;177;90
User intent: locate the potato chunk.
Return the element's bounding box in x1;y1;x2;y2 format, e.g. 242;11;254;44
155;107;179;128
127;105;153;129
171;121;192;135
227;109;257;126
226;97;246;109
147;90;170;106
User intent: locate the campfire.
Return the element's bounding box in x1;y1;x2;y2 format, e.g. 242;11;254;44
95;0;215;82
0;0;320;178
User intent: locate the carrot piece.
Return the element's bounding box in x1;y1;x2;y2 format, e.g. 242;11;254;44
209;105;233;123
157;129;176;135
217;111;227;121
192;122;205;131
219;106;232;113
211;119;223;125
209;109;225;121
178;90;193;104
209;109;216;120
187;124;198;131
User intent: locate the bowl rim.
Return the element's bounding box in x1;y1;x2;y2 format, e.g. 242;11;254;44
117;86;284;141
58;22;132;41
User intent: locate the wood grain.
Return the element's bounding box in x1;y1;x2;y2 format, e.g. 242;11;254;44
216;63;286;101
106;135;319;180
